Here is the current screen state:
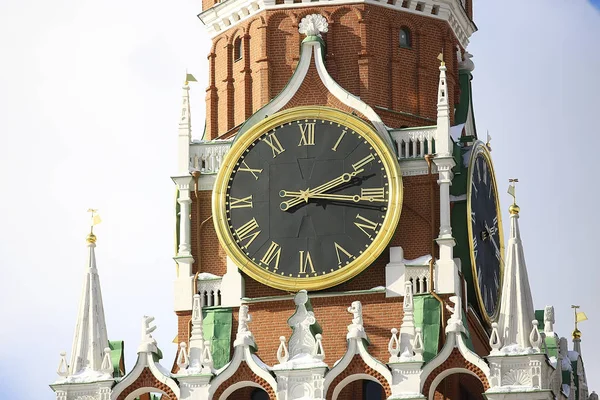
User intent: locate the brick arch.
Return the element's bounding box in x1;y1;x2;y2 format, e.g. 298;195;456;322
115;367;177;400
210;34;229;55
212;361;276;400
326;355;392;400
422;348;490;397
227;26;246;45
329;5;362;23
246;15;266;32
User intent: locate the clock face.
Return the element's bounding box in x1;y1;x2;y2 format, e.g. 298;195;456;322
467;143;504;320
213;107;402;291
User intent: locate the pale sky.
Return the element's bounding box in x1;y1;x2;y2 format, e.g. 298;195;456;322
0;0;598;398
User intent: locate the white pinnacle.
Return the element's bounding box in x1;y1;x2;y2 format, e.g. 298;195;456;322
68;234;111;377
496;207;535;352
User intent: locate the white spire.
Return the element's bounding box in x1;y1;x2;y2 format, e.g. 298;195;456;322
436;55;452;157
496;204;535;352
178;76;192;174
187;294;205;372
68;233;111;378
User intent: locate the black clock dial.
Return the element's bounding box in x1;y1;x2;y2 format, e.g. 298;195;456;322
225;118;390;280
469;149;502;317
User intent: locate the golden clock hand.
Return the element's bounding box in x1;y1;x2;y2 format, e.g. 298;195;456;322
279;169;363;211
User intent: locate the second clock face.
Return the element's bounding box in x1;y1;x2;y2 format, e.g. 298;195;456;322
213;108;402;291
468;143;503;319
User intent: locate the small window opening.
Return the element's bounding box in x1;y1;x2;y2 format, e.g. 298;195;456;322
234;37;243;62
399;28;411;48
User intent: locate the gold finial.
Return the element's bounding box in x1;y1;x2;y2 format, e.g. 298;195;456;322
508;179;519;214
571;305;588;339
437;52;445;67
86;209;101;243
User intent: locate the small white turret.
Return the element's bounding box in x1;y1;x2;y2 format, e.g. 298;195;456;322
495;188;535;353
67;216;112;381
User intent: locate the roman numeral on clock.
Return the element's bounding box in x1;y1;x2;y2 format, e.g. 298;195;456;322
331;130;346;151
260;241;282;270
235;218;261;249
298;250;315;274
238;161;262;180
298;123;315;146
334;242;354;265
352;153;375;172
263;132;285;158
361;187;385;200
354;214;379;239
229;195;253;209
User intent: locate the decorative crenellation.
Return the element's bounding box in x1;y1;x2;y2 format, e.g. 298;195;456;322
391;127;437;160
196;273;223;307
189;139;233;174
198;0;474;48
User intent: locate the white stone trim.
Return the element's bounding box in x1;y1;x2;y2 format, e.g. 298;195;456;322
235;37;394;151
419;332;489;395
198;0;475;48
110;353;180;400
219;381;264;400
209;345;277;399
311;42;394;150
426;367;479;400
332;373;379;400
324;339;392;398
123;387;171;400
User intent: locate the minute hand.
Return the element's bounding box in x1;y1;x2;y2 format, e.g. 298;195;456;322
306;193;387;203
280;169;363;211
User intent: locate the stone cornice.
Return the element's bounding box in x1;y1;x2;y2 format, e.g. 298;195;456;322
198;0;475;48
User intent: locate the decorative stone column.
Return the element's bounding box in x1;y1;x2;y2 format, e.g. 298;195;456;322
172;175;195;311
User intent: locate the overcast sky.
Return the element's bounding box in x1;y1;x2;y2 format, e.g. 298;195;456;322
0;0;598;398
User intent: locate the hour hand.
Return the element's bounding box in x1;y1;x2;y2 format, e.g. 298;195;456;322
279;169;363;211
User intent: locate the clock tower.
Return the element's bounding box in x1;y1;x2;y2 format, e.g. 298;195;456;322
50;0;594;399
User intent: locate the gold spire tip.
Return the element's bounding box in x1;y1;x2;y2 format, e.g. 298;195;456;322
86;208;101;242
508;179;519;214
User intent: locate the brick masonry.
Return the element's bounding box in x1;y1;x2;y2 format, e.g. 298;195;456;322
180;1;489;396
204;4;462;139
115;367;177;400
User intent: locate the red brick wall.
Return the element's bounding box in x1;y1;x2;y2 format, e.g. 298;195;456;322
204;5;461;139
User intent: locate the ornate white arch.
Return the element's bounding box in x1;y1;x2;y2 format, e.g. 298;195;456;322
219;381;264;400
124;387;170;400
427;367;481;400
332;373;380;400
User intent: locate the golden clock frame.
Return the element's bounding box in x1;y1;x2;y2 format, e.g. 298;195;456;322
212;106;403;292
466;141;505;324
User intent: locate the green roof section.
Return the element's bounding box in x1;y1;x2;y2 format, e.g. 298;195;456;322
454;70;472;126
413;295;441;362
535;310;544;329
109;340;125;378
203;308;233;369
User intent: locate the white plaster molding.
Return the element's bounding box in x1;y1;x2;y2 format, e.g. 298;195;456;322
427;367;479;400
189;140;233;174
420;331;489;394
219;381;264;400
235;35;394;151
111;318;180;400
332;373;379;400
221;255;244;307
391;127;438;160
198;0;475;49
209;345;277;399
324;328;392;397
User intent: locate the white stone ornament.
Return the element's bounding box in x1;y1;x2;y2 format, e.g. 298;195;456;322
288;290;318;359
298;14;328;37
544;305;555;333
57;352;69;378
100;348;113;376
347;301;366;339
177;342;189;369
444;295;465;334
529;320;542;352
388;328;400;362
277;336;289;364
489;322;502;353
